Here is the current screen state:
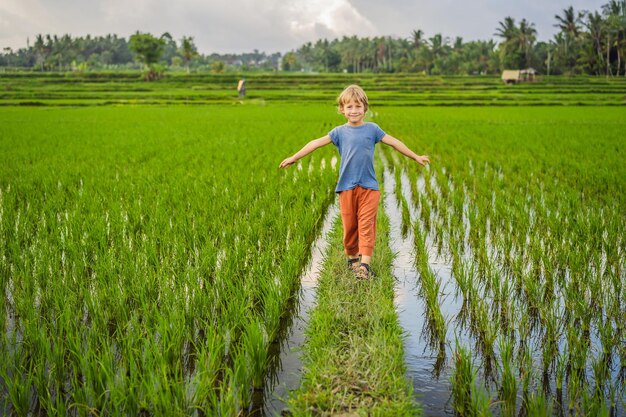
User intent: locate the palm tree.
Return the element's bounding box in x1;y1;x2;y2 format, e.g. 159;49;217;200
495;17;520;69
518;19;537;68
396;37;412;61
296;42;314;70
495;17;518;43
429;33;445;59
554;6;583;38
180;36;197;73
348;36;361;73
408;29;427;72
603;0;626;75
428;34;450;74
554;6;583;72
356;37;370;72
3;47;12;67
584;11;607;75
411;29;425;50
33;34;48;71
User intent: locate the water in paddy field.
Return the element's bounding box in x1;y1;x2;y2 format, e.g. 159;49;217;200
248;202;339;416
383;167;626;417
383;169;456;416
245;163;625;416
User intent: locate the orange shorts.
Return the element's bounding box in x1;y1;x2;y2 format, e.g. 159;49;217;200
338;186;380;257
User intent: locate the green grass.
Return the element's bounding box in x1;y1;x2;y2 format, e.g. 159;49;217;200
287;206;418;416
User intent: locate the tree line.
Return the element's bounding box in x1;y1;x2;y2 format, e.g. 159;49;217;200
286;2;626;76
1;1;624;76
0;33;281;74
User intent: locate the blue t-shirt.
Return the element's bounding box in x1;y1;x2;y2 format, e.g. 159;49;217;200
329;122;386;193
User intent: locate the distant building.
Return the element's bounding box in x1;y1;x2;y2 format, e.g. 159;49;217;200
501;68;537;84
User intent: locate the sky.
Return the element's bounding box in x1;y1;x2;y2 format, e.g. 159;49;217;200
0;0;610;54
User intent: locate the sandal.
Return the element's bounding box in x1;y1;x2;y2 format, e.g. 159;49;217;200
355;263;373;280
347;257;361;273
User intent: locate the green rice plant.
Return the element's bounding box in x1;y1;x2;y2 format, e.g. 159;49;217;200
495;273;513;334
581;388;611;417
380;103;622;409
524;390;552;417
419;268;448;351
31;351;55;416
0;103;343;414
215;368;242;417
452;344;475;416
591;353;611;403
472;388;494;417
399;191;412;239
2;92;625;415
188;332;223;414
521;272;542;330
497;336;517;417
451;342;493;416
518;346;537;416
539;304;562;378
413;221;429;273
242;318;269;390
566;348;585;415
470;297;497;378
555;348;567;397
1;362;35;417
393;165;403;208
258;276;283;343
452;257;473;304
419;193;432;232
596;316;616;367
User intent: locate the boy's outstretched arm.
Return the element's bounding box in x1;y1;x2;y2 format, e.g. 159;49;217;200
381;134;430;167
279;135;332;169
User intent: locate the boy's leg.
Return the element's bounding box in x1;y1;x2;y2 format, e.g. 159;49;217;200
356;187;380;257
356;187;380;274
338;189;359;261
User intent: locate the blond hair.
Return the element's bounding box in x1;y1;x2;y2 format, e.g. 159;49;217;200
337;84;369;112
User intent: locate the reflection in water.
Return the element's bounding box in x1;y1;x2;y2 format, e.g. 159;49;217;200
384;168;456;417
384;164;626;417
255;203;340;416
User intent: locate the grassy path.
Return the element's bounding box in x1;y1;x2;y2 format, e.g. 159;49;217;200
287;202;420;416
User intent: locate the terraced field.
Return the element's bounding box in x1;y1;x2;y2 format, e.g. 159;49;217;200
1;71;625;106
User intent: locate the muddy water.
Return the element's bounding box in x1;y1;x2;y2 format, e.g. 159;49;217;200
255;202;340;416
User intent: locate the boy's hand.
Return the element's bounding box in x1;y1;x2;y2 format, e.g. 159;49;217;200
415;155;430;167
279;156;297;169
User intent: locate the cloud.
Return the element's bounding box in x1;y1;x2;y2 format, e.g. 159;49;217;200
0;0;56;44
0;0;612;53
0;0;379;53
181;0;378;53
348;0;608;44
285;0;377;40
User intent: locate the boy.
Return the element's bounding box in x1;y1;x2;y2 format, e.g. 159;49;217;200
279;85;430;279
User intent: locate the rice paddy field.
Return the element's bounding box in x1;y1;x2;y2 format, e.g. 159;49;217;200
1;71;626;106
0;72;625;416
